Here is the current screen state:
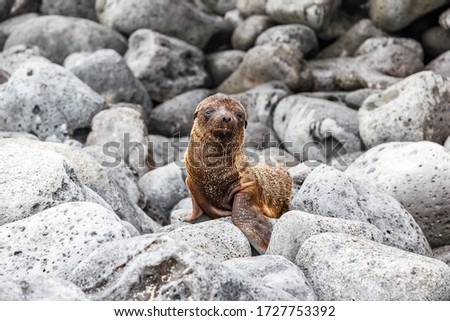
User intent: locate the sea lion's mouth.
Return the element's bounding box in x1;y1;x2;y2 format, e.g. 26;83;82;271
212;127;233;137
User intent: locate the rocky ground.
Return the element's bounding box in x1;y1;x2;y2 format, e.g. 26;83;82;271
0;0;450;301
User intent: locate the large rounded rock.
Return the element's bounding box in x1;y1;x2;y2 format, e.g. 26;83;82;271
96;0;231;48
86;106;149;177
67;49;152;119
206;50;244;87
0;138;160;234
272;95;361;162
422;26;450;59
148;89;211;137
224;255;317;300
0;276;87;300
0;202;135;280
168;219;251;261
266;0;340;31
40;0;97;20
255;24;318;58
147;135;189;169
426;50;450;78
0;144;88;225
358;71;450;148
4;15;127;64
267;211;383;262
69;233;294;300
125;29;208;102
231;15;274;51
218;44;312;94
295;165;431;255
370;0;448;32
138;162;189;225
297;233;450;300
237;0;266;16
0;60;107;140
345;142;450;248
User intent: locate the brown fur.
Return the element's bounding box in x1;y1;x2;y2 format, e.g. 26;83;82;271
184;94;292;253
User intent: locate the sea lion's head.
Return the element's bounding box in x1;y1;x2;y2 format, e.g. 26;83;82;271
193;94;247;141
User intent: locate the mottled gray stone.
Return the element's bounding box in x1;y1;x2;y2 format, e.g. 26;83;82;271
4;15;127;64
40;0;97;20
316;19;386;59
125;29;208;102
148;89;211;137
96;0;231;48
0;276;87;300
434;246;450;267
297;233;450;300
0;60;107;140
224;255;317;300
200;0;236;15
426;50;450;78
206;50;245;87
296;165;431;255
440;7;450;30
86;106;149;177
310;44;423;91
69;233;295;300
345;141;450;248
236;0;266;17
231;15;274;51
255;24;318;58
0;202;135;280
370;0;448;32
168;219;251;261
218;44;312;94
355;36;424;61
147;135;189;169
272;95;361;162
266;0;340;31
344;88;383;109
0;13;38;49
358;71;450;148
170;208;212;225
422;26;450;59
67;49;152;120
0;143;87;225
138;162;189;225
267;211;383;261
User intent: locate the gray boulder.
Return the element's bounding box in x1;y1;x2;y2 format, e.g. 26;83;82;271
0;276;87;300
224;255;317;300
358;71;450;148
218;44;312;94
440;8;450;30
422;26;450;59
267;211;383;261
236;0;266;17
295;165;431;255
0;143;87;225
168;219;251;261
148;89;211;137
125;29;208;102
206;50;245;87
69;233;295;300
0;202;135;280
255;24;318;58
138;162;189;225
86;106;149;177
297;233;450;300
266;0;340;31
272;95;361;163
345;141;450;248
370;0;448;32
0;60;106;140
231;15;274;51
96;0;231;48
4;15;127;64
66;49;152;120
426;50;450;78
147;134;189;169
434;246;450;267
40;0;97;21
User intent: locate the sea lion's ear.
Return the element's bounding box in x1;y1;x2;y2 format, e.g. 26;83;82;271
245;121;248;129
193;111;198;120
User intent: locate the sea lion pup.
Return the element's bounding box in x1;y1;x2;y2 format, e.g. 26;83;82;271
184;94;292;253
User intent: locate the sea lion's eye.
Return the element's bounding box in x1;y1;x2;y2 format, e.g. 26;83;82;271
205;108;214;118
235;112;244;121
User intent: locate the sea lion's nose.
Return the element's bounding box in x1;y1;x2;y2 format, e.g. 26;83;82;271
222;115;232;123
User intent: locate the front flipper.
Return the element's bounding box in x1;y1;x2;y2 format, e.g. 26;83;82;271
232;192;272;254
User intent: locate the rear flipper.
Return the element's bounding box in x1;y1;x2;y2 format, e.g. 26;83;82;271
232;193;273;254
